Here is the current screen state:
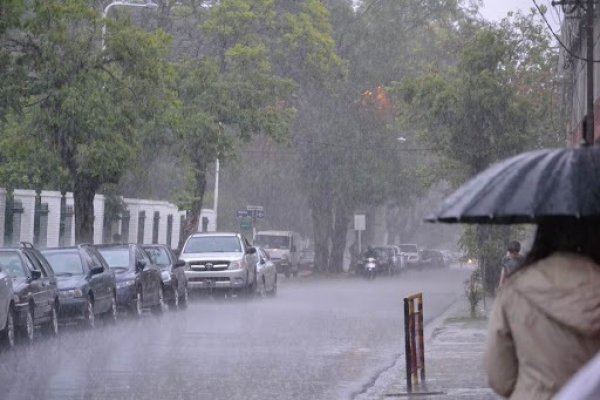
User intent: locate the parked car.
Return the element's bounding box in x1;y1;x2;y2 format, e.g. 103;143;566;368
398;244;421;268
42;245;117;327
179;232;258;296
142;244;189;310
298;248;315;271
0;243;59;343
0;260;15;348
391;245;406;272
97;244;164;316
419;249;446;268
254;231;300;277
255;247;277;297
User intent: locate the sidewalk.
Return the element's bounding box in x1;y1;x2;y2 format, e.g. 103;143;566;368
357;298;501;400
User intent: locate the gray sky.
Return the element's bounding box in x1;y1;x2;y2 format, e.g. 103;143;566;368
479;0;561;31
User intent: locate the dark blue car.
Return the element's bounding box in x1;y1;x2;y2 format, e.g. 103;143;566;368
143;244;189;310
42;245;117;328
97;244;164;316
0;243;59;343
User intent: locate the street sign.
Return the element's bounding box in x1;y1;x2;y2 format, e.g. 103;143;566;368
255;210;265;219
354;214;366;231
237;210;251;218
246;205;264;211
240;217;252;230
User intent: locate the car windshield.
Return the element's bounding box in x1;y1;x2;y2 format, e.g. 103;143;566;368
183;236;242;253
254;235;290;249
98;248;130;269
144;247;171;268
43;251;84;276
0;252;25;279
399;245;418;253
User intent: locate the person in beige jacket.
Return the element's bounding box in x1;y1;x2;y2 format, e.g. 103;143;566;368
484;219;600;399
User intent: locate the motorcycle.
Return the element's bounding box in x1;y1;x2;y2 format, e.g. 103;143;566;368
364;257;377;280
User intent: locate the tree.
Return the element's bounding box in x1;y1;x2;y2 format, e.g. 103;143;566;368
395;12;559;291
1;0;174;243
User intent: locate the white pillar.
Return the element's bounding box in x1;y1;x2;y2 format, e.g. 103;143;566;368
93;194;105;245
0;188;6;247
41;191;63;248
13;189;36;244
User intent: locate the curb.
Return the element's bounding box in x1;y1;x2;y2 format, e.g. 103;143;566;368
352;295;465;400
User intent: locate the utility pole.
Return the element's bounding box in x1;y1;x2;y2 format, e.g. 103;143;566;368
586;0;595;145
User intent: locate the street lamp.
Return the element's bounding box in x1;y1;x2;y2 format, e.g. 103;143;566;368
101;0;159;51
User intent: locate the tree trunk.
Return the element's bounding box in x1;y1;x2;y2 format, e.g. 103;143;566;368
74;175;98;244
310;191;333;273
178;159;208;252
329;199;349;273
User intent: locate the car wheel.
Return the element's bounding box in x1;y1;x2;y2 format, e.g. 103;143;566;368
42;304;59;337
169;286;179;311
258;277;267;298
133;289;143;317
104;293;118;324
18;305;34;344
268;275;277;297
152;286;165;314
247;272;257;298
84;297;95;329
1;306;15;349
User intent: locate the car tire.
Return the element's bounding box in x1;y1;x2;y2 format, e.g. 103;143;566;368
84;297;95;329
132;288;144;317
151;286;165;315
179;286;189;310
268;275;277;297
258;277;267;298
42;303;59;337
18;305;34;344
104;293;118;324
1;306;15;349
169;286;179;311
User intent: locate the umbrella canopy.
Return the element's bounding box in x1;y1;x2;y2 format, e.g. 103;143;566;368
426;147;600;224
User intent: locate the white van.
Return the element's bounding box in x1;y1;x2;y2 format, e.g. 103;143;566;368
254;231;301;277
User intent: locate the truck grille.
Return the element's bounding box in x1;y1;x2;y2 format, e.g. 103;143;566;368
189;261;230;271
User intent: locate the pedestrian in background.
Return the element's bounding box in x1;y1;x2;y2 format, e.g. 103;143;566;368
484;219;600;399
498;240;523;287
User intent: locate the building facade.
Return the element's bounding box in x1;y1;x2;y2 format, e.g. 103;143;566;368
0;188;215;250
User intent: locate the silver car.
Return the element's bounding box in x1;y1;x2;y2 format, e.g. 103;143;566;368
180;232;258;295
0;262;15;348
255;247;277;297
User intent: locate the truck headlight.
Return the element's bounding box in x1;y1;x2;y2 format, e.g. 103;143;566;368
229;260;242;270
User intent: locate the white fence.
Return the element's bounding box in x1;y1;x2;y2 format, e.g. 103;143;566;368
0;188;215;249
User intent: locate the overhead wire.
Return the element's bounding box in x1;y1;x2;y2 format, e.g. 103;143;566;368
531;0;600;62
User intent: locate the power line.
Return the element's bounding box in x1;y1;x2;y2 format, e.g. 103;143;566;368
532;0;600;62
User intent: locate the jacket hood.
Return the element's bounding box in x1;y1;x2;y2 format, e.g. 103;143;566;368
509;252;600;336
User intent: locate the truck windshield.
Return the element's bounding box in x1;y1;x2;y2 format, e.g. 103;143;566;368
254;235;290;249
183;236;242;253
399;245;418;253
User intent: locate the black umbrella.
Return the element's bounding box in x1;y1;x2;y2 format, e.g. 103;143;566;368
426;147;600;224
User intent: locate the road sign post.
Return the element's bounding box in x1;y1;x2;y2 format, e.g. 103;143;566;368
354;214;366;254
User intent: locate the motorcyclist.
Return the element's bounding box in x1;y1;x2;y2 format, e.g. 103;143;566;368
363;245;377;259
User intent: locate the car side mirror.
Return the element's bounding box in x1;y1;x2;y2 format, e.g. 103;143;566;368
175;260;186;268
136;260;146;271
30;270;42;280
245;247;257;255
90;266;104;275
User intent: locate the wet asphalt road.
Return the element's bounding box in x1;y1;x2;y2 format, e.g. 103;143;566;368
0;268;469;400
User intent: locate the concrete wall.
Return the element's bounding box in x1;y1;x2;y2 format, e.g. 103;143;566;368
0;187;215;250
